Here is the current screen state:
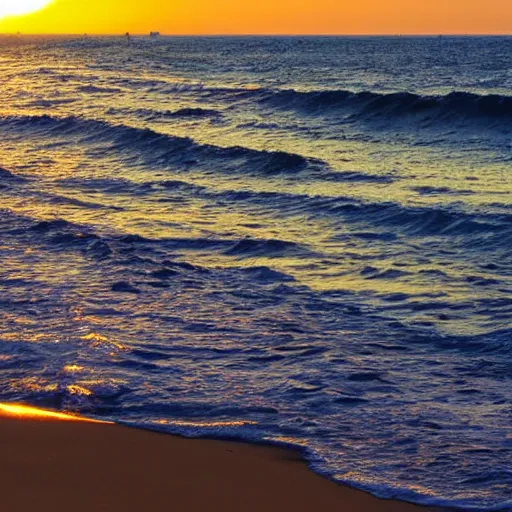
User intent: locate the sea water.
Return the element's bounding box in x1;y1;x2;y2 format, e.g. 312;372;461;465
0;36;511;510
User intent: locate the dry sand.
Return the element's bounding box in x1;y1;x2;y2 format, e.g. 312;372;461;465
0;405;439;512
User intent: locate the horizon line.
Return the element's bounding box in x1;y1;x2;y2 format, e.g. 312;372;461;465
1;32;511;37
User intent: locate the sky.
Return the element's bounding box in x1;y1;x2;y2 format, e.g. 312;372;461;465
0;0;510;35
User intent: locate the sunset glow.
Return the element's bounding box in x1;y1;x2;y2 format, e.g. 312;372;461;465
0;0;509;34
0;403;112;423
0;0;54;19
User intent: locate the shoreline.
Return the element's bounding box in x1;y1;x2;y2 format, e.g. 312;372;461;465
0;404;442;512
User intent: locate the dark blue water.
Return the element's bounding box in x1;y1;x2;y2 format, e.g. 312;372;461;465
0;36;511;510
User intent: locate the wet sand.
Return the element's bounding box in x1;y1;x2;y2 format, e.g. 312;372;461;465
0;406;439;512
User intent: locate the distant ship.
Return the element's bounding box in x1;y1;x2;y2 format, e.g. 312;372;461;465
149;32;160;37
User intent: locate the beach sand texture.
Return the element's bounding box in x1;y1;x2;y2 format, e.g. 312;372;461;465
0;406;434;512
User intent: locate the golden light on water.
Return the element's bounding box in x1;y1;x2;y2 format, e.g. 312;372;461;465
154;419;257;428
82;332;127;352
0;403;112;423
0;0;54;19
63;364;85;373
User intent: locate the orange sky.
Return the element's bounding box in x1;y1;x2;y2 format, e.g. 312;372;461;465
0;0;511;35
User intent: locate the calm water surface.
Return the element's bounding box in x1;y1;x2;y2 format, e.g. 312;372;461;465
0;36;511;510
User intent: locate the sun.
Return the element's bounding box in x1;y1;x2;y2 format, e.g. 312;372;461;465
0;0;54;19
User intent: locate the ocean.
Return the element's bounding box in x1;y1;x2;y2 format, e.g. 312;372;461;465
0;35;510;510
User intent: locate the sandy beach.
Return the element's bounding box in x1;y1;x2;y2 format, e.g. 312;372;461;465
0;405;438;512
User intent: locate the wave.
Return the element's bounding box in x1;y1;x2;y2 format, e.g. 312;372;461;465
206;190;512;241
88;76;512;126
224;238;309;258
0;207;306;304
106;106;223;121
412;185;475;196
77;85;122;94
0;167;26;182
0;114;401;184
333;200;512;237
259;89;512;127
0;114;320;176
28;98;79;108
2;208;314;267
144;107;222;120
113;80;512;131
173;84;512;128
53;172;511;245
